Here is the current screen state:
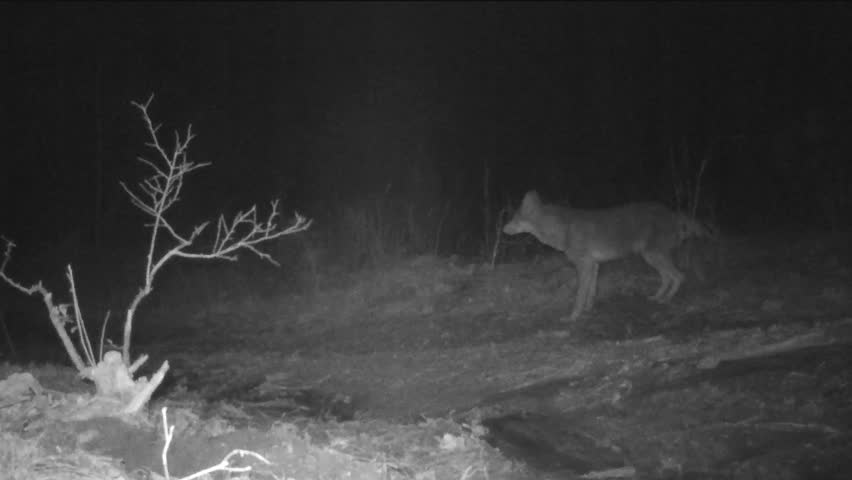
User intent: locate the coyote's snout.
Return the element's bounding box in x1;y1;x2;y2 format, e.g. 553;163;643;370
503;191;714;322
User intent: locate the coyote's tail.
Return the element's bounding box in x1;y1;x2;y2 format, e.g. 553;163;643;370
677;213;719;242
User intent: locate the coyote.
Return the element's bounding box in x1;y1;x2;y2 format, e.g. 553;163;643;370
503;191;714;321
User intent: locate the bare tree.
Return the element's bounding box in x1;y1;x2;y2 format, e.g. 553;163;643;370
1;95;311;415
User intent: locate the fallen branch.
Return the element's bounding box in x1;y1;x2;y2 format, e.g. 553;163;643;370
698;319;852;369
160;407;271;480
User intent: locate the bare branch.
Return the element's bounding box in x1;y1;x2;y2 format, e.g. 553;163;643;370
120;95;311;364
0;238;88;373
170;206;312;267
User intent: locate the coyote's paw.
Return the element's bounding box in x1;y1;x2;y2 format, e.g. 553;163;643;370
648;293;665;303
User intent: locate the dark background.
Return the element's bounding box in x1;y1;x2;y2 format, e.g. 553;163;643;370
3;2;851;269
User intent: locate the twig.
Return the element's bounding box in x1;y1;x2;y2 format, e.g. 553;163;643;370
98;310;111;362
0;307;15;360
66;265;95;366
490;207;509;270
161;407;175;480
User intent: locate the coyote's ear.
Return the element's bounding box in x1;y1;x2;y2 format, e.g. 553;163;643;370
522;190;542;209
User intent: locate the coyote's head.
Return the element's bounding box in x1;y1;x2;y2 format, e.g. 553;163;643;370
503;191;542;235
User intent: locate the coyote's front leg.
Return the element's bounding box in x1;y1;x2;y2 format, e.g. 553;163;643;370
564;258;598;322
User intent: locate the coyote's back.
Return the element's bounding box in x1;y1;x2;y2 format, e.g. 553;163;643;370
503;191;713;321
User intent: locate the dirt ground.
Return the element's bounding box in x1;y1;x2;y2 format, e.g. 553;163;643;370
3;232;851;479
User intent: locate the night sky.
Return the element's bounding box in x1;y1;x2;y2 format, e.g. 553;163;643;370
3;3;852;260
